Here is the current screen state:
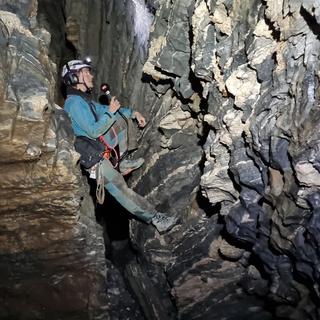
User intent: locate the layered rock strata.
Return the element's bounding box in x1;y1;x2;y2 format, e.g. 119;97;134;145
139;0;320;319
2;0;320;319
0;4;109;319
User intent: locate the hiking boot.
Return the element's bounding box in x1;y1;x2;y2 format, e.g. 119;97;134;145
119;157;144;174
151;212;179;234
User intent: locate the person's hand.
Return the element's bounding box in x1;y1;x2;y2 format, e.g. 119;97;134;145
134;111;146;128
109;96;121;113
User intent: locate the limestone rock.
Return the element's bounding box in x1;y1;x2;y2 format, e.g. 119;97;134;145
0;6;108;319
3;0;320;319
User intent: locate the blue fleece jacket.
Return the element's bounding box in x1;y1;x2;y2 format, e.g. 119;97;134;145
64;94;134;157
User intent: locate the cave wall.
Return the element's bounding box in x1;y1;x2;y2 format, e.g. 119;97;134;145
1;0;320;319
82;0;320;319
136;0;320;319
0;2;109;319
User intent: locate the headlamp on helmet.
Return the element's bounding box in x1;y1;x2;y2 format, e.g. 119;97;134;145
83;56;92;65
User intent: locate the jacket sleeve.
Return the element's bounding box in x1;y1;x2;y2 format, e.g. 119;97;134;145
118;106;134;119
66;96;117;138
95;101;134;119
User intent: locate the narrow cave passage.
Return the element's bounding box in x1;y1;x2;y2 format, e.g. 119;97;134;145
1;0;319;319
38;1;308;319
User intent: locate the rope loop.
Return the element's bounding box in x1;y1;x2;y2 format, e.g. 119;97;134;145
96;161;105;204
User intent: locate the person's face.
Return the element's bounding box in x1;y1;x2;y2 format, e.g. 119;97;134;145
79;67;93;88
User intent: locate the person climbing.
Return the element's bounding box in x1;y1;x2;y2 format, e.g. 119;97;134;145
61;57;178;234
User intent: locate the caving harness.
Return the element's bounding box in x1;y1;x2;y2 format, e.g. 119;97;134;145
67;88;129;204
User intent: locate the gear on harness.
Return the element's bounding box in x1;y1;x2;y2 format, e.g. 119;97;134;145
74;135;108;169
76;92;122;204
98;130;120;168
80;93;121;169
72;93;117;169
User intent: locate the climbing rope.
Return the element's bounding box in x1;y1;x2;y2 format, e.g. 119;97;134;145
96;161;105;204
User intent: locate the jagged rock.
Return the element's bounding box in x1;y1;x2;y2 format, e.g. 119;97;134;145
269;167;284;197
174;73;194;99
0;7;109;319
225;65;261;110
0;0;37;24
229;144;264;193
2;0;320;319
192;0;216;81
270;136;291;171
218;238;245;260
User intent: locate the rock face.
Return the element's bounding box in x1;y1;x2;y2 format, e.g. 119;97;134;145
2;0;320;319
0;4;109;319
136;0;320;319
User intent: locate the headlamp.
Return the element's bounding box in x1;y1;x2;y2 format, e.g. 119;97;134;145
83;56;92;65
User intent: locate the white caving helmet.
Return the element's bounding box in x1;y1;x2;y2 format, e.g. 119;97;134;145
62;57;92;86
